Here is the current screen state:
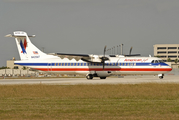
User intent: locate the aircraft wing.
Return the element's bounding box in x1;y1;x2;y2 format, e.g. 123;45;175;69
125;54;141;57
56;53;91;61
56;53;107;63
56;53;89;57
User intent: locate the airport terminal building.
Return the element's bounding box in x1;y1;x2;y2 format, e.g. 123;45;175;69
154;44;179;62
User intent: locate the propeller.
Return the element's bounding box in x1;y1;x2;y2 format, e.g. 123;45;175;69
100;46;109;70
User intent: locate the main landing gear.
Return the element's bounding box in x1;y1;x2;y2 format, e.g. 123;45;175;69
86;74;106;80
159;76;163;79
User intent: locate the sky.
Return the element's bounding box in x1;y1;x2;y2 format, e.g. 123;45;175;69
0;0;179;67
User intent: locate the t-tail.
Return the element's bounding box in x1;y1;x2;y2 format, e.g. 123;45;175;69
5;31;56;60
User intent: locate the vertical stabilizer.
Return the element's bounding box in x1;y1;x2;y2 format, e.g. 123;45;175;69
5;31;50;60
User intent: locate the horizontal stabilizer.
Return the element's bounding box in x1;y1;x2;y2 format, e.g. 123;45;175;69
5;34;35;38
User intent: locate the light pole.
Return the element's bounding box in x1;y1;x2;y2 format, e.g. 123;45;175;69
119;44;123;55
114;46;115;55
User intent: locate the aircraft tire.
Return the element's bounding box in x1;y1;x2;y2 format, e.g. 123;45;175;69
86;74;93;80
100;77;106;79
159;76;163;79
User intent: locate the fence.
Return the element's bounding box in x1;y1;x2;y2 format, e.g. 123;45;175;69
0;69;37;77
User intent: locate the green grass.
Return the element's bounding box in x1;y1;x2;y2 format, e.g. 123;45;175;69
0;84;179;119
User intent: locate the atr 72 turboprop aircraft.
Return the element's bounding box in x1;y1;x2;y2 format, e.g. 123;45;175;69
6;31;172;79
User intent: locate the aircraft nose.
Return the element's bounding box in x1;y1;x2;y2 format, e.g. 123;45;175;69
168;66;172;71
170;67;172;71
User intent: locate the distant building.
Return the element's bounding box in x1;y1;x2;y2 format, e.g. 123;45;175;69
6;60;24;69
153;44;179;63
6;57;26;70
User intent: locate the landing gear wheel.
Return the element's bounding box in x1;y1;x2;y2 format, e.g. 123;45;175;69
159;76;163;79
100;77;106;79
86;74;93;80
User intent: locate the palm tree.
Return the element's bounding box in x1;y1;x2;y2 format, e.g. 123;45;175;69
154;55;161;58
22;66;27;70
167;58;171;62
174;59;178;64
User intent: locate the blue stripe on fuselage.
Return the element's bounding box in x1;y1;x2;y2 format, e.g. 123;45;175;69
14;62;169;66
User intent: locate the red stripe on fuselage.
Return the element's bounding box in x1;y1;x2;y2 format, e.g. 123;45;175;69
34;68;172;72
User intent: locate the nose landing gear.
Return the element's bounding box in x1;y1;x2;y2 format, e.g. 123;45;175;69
158;74;164;79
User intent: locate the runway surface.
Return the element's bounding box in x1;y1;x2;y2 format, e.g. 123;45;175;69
0;75;179;85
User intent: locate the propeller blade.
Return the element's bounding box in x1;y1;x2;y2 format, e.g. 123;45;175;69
129;47;133;55
103;46;107;70
104;46;107;57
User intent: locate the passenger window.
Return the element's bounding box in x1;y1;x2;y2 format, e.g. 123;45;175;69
151;60;154;63
62;63;64;66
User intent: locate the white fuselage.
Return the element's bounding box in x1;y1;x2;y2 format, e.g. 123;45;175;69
14;56;172;76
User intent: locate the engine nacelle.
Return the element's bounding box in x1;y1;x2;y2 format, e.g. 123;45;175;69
95;71;112;77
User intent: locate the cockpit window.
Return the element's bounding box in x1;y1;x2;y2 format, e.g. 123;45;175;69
159;60;164;63
151;60;164;63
